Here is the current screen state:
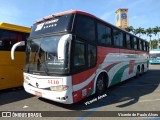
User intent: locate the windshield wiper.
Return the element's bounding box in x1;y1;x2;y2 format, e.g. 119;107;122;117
37;46;49;75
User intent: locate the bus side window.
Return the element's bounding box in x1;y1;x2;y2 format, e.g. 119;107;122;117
119;32;123;47
139;39;142;50
133;37;137;50
146;42;149;51
141;40;144;51
113;29;120;47
130;36;133;49
75;15;96;43
73;41;86;67
143;42;146;51
137;39;140;50
88;44;96;67
126;34;131;49
97;23;111;46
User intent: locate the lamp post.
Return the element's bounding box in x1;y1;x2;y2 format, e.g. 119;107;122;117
149;35;152;50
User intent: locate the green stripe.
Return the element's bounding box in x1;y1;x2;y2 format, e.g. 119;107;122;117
88;88;94;96
109;61;147;86
110;64;129;86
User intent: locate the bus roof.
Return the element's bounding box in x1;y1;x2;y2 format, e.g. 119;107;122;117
35;10;148;43
36;10;96;23
0;22;31;33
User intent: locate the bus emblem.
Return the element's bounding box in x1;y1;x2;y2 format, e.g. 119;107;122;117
35;23;44;31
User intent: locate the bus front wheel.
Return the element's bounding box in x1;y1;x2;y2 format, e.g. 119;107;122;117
96;75;105;95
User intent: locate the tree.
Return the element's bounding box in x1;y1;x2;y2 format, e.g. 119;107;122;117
153;26;160;36
125;26;134;33
146;27;153;49
151;39;158;49
135;27;145;37
153;26;160;44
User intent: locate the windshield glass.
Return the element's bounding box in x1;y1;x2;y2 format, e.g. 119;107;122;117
149;53;160;59
25;35;70;75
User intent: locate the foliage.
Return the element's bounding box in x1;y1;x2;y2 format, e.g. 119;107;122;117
124;26;160;49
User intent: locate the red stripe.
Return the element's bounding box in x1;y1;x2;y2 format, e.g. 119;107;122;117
103;62;120;71
72;67;97;85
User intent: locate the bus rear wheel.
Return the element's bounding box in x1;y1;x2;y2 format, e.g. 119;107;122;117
135;67;140;78
141;65;144;75
96;75;105;95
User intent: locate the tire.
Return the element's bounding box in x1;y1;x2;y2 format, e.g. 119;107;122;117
141;66;144;75
96;75;105;95
135;67;140;78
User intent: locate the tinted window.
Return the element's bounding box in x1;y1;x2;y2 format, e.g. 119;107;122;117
0;29;28;51
75;15;96;43
126;34;131;49
137;39;140;50
133;37;137;50
119;32;123;47
73;41;86;67
139;40;142;50
30;14;74;37
143;42;146;51
146;42;149;51
97;23;111;45
88;44;96;67
141;40;145;51
130;36;133;49
113;29;123;47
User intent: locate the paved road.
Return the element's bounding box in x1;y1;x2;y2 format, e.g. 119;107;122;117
0;65;160;120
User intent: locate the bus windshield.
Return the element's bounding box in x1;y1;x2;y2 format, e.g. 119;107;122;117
25;35;70;75
150;53;160;59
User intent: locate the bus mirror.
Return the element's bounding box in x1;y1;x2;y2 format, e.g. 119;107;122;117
11;41;25;60
57;34;72;60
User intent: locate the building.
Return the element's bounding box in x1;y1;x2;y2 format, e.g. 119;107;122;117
115;8;128;29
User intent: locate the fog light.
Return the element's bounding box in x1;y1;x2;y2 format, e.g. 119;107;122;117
24;79;28;84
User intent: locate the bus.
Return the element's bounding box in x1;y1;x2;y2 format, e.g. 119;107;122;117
11;10;149;104
149;49;160;64
0;22;30;90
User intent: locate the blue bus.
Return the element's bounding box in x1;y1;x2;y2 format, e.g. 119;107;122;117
149;49;160;64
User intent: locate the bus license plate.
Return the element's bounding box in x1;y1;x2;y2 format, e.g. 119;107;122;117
35;91;42;97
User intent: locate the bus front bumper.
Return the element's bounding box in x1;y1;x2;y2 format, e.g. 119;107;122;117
23;83;73;104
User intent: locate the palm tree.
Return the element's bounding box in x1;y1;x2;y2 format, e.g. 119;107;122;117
153;26;160;37
125;26;134;33
135;27;145;37
146;27;153;49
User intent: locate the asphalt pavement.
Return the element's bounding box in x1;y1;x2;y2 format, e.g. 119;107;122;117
0;64;160;120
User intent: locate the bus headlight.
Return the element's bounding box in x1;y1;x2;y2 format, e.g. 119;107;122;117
24;79;29;84
50;85;68;91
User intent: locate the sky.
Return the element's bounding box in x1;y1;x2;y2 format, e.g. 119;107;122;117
0;0;160;40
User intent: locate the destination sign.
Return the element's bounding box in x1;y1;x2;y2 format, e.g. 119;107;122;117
29;14;73;37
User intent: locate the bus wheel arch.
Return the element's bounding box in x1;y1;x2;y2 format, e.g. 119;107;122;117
94;71;109;95
135;65;140;78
